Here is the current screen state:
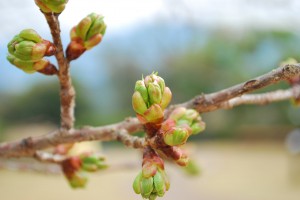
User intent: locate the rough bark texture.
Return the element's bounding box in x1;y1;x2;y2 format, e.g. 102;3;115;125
44;12;75;130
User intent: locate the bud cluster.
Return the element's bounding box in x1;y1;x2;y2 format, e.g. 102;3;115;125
132;73;172;125
34;0;69;13
7;29;57;75
133;148;169;200
162;107;205;146
61;154;107;188
66;13;107;60
132;73;206;198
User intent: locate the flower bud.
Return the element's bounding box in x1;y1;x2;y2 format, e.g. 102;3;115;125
34;0;69;13
163;127;190;146
61;154;107;189
81;154;107;172
7;55;57;75
7;29;57;74
133;148;169;199
62;156;87;188
176;150;189;166
8;29;55;61
169;107;205;135
132;73;172;125
132;91;148;115
68;171;88;188
67;13;106;60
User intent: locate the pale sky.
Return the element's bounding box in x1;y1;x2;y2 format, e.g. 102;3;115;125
1;0;300;92
1;0;300;42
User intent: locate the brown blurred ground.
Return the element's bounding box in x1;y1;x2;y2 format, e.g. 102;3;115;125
1;141;300;200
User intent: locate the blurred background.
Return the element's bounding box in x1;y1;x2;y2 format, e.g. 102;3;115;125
1;0;300;200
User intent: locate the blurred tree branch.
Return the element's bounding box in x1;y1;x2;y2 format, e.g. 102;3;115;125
0;64;299;159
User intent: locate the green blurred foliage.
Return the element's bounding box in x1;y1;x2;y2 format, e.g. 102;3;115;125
0;79;94;127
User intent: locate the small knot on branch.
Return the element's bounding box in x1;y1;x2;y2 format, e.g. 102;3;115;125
282;63;300;79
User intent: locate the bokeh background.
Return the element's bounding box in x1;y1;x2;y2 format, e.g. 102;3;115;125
1;0;300;200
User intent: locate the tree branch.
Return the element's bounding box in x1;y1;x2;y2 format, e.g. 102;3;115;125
0;64;299;158
43;12;75;130
175;63;300;113
220;85;300;109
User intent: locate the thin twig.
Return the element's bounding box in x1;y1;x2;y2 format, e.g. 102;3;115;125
0;64;299;158
173;64;300;113
0;118;142;158
220;85;300;109
43;12;75;130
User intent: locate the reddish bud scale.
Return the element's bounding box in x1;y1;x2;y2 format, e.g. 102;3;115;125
61;156;82;179
66;40;86;60
42;40;56;56
37;63;58;75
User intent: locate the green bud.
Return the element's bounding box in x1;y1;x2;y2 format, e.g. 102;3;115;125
148;82;162;105
168;107;205;135
84;34;103;50
81;155;107;172
153;171;165;197
184;109;199;121
7;55;35;73
86;13;106;39
7;55;54;74
133;73;172;124
159;169;170;191
68;171;88;188
7;29;56;74
133;172;142;194
135;80;149;104
163;127;189;146
67;13;106;60
190;121;206;135
169;107;186;121
176;152;189;167
149;194;157;200
160;87;172;109
132;91;148;115
34;0;69;13
143;104;164;124
19;29;42;43
141;177;154;198
76;17;92;40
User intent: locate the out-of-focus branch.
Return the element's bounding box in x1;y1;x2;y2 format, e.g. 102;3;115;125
34;151;66;163
220;85;300;109
0;118;143;158
0;64;299;158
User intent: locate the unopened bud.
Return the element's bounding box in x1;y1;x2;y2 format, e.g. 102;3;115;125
163;127;190;146
132;73;172;124
34;0;69;13
67;13;106;60
81;155;107;172
69;171;88;188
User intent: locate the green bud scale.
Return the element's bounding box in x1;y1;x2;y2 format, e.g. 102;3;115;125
7;29;56;74
66;13;107;60
132;73;172;125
